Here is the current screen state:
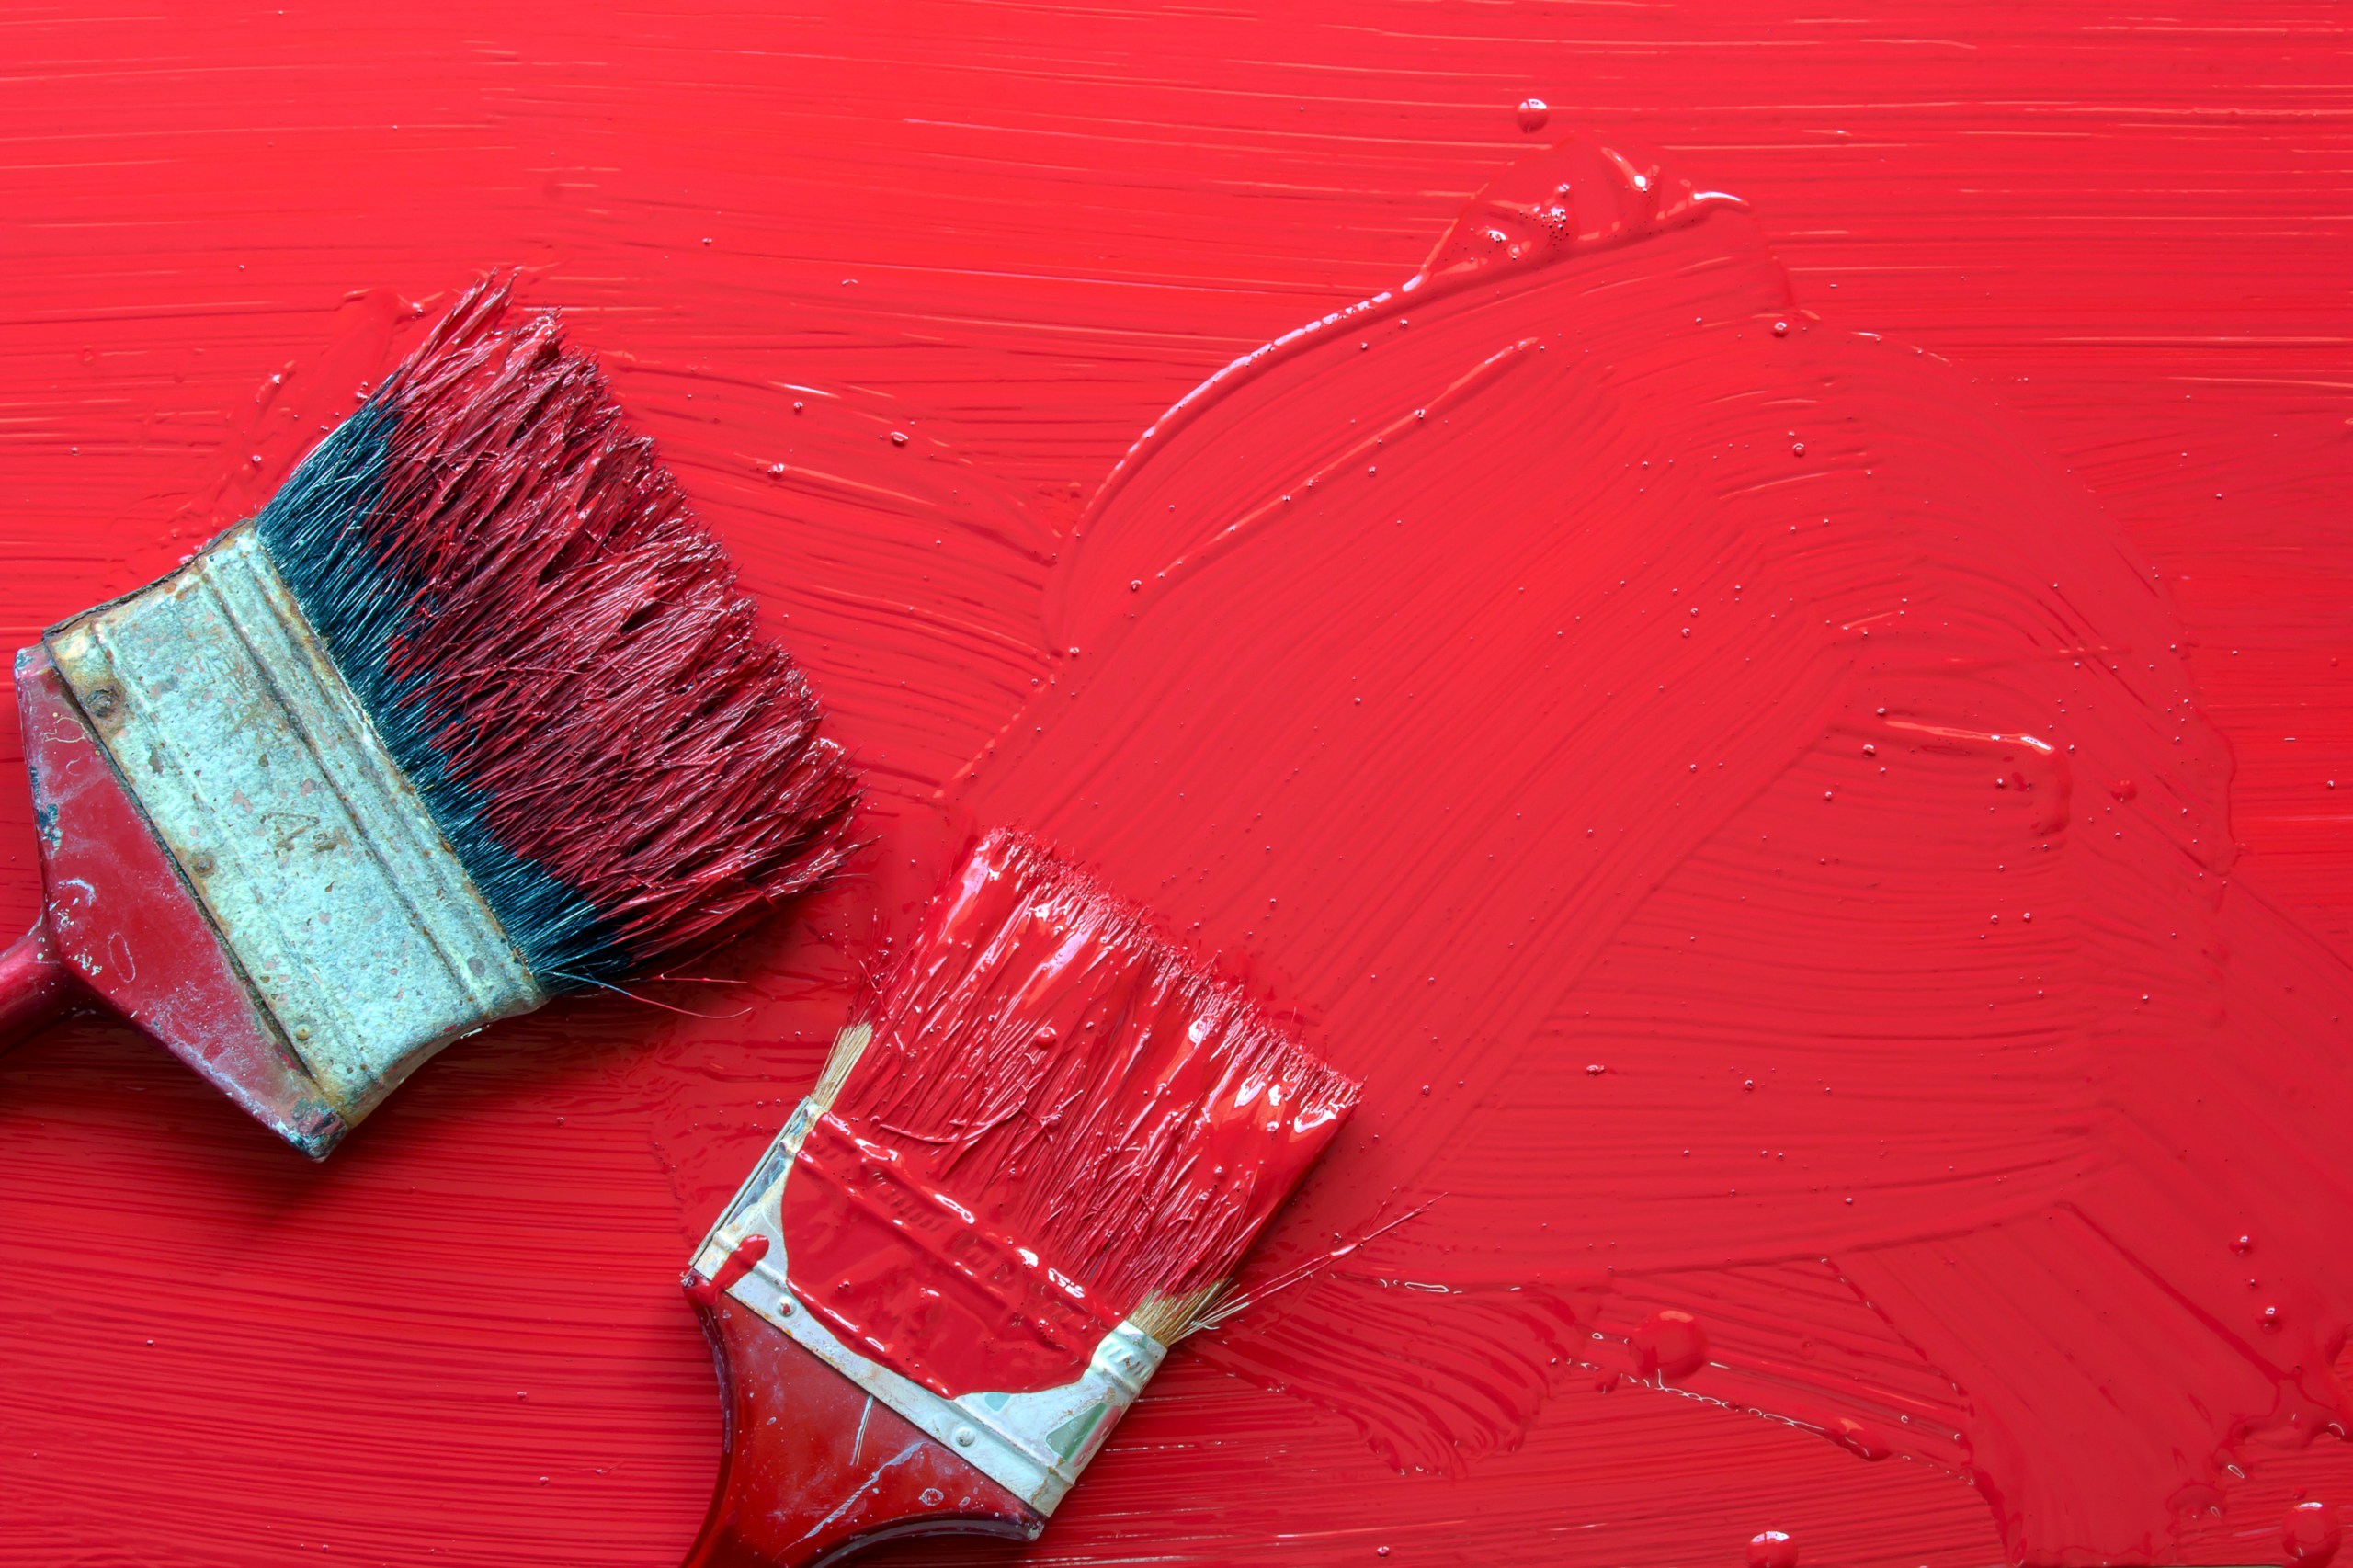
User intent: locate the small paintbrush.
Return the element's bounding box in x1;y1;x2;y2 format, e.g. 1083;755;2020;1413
2;278;858;1154
683;828;1359;1567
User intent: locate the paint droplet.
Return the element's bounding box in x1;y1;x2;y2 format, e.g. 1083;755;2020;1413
889;431;909;447
1586;1062;1605;1076
1790;441;1806;457
1747;1529;1798;1568
1515;97;1549;133
1130;579;1142;592
2262;1304;2283;1329
1772;320;1789;337
2287;1500;2341;1566
1632;1309;1709;1380
2234;1234;2256;1254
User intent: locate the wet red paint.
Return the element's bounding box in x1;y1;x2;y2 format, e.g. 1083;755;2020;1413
686;1233;770;1309
2287;1499;2344;1568
781;832;1355;1398
1;6;2349;1566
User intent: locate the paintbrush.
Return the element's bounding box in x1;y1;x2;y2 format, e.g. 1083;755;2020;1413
1;278;858;1155
682;828;1359;1567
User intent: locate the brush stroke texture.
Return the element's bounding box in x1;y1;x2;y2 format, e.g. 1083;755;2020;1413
1;4;2349;1565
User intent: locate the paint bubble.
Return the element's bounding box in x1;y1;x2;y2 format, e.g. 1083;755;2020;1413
1747;1529;1798;1568
1515;97;1550;133
2288;1501;2341;1566
1828;1416;1892;1460
1632;1309;1709;1380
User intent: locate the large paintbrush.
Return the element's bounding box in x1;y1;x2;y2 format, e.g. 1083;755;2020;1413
683;829;1358;1566
2;279;858;1155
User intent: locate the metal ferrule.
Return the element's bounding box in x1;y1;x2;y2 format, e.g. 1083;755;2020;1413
691;1087;1171;1515
44;523;543;1122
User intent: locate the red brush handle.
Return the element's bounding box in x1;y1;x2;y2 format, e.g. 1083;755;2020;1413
0;917;84;1053
683;1288;1044;1568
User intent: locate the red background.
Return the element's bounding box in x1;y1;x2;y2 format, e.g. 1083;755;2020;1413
2;5;2348;1564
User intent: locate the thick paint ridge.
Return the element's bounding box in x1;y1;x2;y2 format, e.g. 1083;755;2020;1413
1043;136;1742;659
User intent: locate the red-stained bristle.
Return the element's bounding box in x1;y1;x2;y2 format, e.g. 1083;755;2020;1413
828;830;1359;1310
258;276;858;986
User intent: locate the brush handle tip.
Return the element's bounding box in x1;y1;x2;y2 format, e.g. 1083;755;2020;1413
0;917;83;1055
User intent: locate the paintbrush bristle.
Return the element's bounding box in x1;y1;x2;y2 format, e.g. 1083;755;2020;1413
783;830;1358;1394
254;277;858;990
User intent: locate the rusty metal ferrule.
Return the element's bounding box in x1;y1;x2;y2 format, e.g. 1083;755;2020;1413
43;523;544;1125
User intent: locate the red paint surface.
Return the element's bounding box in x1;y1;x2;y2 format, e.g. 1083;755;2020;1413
1;6;2349;1566
783;831;1355;1398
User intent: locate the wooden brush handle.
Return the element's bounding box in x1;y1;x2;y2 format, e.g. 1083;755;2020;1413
683;1288;1045;1568
0;918;83;1054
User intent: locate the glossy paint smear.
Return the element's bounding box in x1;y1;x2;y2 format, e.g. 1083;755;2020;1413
780;830;1357;1399
2;6;2349;1566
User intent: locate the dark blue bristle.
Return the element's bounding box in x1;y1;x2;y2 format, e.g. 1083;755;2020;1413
251;279;857;991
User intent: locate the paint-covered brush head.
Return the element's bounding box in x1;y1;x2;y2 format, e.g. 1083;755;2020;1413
253;278;857;989
6;278;857;1153
683;830;1358;1567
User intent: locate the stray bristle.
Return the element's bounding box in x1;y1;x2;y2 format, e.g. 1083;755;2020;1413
255;277;858;988
822;830;1358;1317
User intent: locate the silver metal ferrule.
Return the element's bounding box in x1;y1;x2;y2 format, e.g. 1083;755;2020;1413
690;1062;1171;1515
45;523;544;1122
